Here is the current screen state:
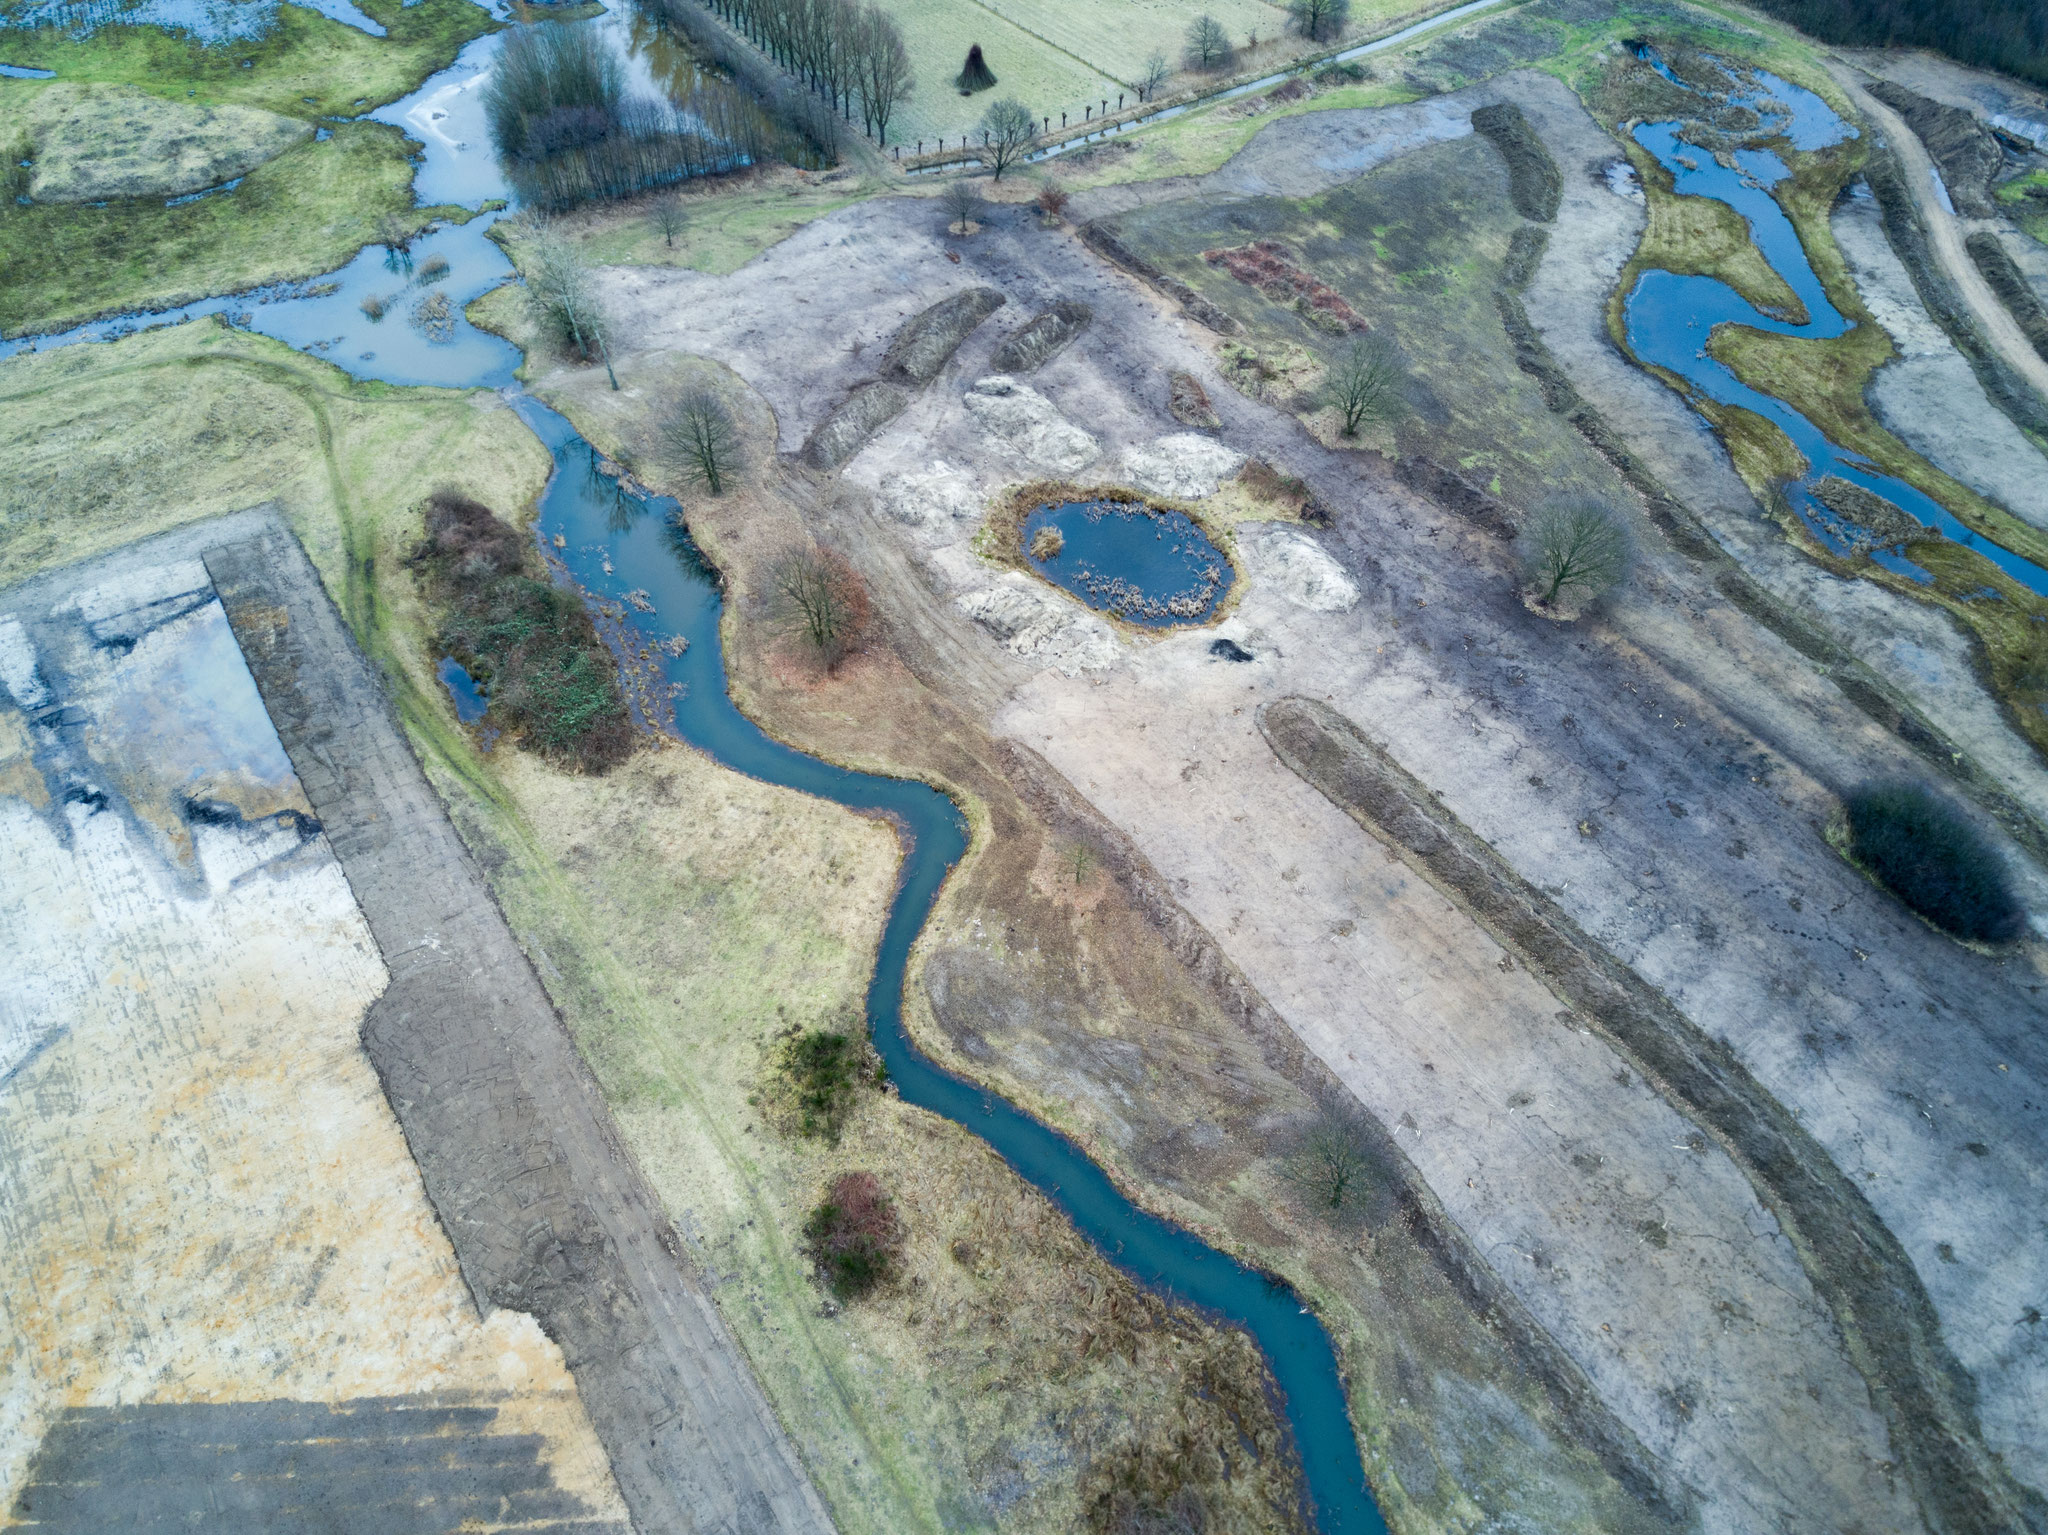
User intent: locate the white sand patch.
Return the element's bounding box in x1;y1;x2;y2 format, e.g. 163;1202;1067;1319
956;575;1118;674
1245;527;1360;612
962;376;1100;474
1120;434;1247;500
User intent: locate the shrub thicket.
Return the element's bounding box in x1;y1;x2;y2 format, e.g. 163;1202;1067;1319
483;20;805;209
411;490;635;772
803;1171;906;1297
1844;783;2025;943
776;1028;871;1142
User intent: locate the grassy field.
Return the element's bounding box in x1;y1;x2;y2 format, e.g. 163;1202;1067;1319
867;0;1461;149
486;166;878;277
0;120;465;336
1105;131;1634;513
0;80;309;201
0;0;493;116
870;0;1119;149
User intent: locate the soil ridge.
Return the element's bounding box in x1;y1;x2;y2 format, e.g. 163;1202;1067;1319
1258;693;2045;1535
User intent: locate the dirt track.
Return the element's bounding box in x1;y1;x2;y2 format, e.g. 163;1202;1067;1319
1828;61;2048;403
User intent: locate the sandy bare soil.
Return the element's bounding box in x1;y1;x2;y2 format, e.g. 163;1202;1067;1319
596;84;2048;1533
1832;185;2048;531
0;543;627;1528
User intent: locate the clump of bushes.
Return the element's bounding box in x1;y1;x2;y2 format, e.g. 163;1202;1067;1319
1842;783;2025;943
359;292;389;321
410;489;635;772
1516;497;1632;618
803;1171;905;1298
775;1026;877;1143
416;252;451;283
1030;525;1065;560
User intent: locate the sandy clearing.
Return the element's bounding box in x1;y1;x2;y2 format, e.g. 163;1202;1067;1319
0;553;626;1525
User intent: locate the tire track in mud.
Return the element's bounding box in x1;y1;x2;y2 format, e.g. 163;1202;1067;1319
1259;694;2044;1535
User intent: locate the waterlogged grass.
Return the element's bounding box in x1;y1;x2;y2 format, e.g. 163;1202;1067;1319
0;120;464;335
0;0;494;117
1996;168;2048;249
1586;42;2048;758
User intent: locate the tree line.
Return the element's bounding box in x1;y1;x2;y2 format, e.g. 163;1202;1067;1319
1750;0;2045;87
645;0;914;145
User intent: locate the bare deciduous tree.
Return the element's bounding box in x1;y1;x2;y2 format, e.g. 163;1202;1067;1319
852;3;914;144
1324;331;1400;436
1138;50;1170;100
1184;14;1233;72
1034;177;1070;220
661;388;741;494
525;222;619;390
1284;1107;1372;1215
941;178;985;235
978;96;1036;180
770;546;871;669
651;193;686;248
1286;0;1350;43
1516;498;1634;614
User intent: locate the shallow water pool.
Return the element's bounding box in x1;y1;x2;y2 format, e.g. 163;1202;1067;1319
1022;499;1233;625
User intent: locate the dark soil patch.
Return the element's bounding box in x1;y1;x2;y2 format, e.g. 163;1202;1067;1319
803;380;911;469
409;489;634;772
883;285;1006;383
1471;101;1562;222
1867;81;2003;217
992;298;1092;372
1965;230;2048;366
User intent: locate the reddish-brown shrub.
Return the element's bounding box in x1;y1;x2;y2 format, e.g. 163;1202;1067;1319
803;1171;906;1298
1200;240;1366;332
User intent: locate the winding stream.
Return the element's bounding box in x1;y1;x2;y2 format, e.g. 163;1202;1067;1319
1620;54;2048;597
1;7;1382;1531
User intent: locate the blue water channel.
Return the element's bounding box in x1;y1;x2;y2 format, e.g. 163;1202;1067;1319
1621;53;2048;596
1023;499;1235;624
0;3;1384;1528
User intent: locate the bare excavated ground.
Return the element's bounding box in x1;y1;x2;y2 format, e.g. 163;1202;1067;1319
0;532;629;1532
590;59;2048;1534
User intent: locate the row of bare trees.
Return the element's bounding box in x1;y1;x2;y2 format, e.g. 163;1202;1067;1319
662;0;915;145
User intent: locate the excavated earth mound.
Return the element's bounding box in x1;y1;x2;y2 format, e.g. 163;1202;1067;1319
992;300;1093;373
